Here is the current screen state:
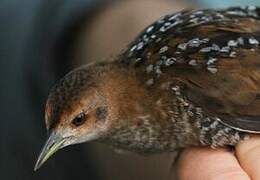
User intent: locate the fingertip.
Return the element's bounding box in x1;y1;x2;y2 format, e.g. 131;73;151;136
236;135;260;179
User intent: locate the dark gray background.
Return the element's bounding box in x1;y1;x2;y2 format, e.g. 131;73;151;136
0;1;106;179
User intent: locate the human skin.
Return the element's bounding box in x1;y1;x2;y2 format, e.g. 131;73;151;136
177;136;260;180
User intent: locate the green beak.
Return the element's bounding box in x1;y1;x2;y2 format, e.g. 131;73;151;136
34;131;66;171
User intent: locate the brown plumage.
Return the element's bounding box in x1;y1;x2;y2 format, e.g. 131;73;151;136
35;6;260;170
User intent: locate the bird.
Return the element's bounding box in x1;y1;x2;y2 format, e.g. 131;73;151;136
35;6;260;170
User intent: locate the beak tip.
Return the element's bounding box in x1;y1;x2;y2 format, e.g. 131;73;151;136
33;166;39;172
34;159;43;171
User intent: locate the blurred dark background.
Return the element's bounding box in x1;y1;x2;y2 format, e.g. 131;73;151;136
1;0;260;180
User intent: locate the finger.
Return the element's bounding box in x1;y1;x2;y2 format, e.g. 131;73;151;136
176;147;250;180
236;135;260;179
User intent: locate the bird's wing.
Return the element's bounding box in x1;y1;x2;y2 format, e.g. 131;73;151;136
167;9;260;133
175;10;260;133
122;7;260;132
182;48;260;133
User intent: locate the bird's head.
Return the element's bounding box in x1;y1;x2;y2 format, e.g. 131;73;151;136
34;63;119;170
34;63;150;170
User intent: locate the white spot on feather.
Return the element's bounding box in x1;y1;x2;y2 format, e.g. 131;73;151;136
249;37;259;45
159;46;168;54
146;26;154;33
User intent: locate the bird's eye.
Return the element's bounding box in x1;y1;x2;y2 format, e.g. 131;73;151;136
72;112;87;126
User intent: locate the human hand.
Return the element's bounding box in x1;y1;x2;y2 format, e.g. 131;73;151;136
177;135;260;180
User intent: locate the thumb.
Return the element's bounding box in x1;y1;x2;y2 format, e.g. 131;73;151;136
236;135;260;179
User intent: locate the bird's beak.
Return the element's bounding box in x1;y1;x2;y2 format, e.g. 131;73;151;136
34;131;66;171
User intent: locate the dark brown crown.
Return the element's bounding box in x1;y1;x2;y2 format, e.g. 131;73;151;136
45;65;98;129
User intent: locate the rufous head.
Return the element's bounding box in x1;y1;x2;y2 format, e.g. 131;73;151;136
34;63;117;170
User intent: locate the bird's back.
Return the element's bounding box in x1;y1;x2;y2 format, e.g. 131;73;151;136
120;6;260;133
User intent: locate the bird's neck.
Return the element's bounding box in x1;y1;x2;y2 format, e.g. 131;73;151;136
97;63;170;152
99;63;154;121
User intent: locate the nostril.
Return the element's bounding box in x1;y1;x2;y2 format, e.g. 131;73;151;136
48;141;55;150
